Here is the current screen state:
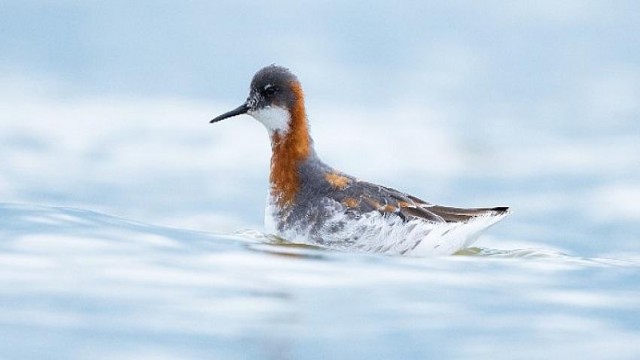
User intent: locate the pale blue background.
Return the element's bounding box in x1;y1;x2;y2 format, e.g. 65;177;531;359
1;0;639;255
1;2;640;359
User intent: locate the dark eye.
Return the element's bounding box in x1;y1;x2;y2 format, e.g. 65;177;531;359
263;86;277;96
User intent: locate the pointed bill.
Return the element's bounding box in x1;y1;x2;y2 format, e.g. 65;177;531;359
210;104;249;123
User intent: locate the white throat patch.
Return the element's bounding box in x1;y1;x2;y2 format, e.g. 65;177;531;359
248;106;290;135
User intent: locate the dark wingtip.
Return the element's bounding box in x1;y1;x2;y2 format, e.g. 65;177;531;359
492;206;511;214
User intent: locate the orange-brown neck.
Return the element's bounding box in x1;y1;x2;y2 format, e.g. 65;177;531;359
269;82;311;207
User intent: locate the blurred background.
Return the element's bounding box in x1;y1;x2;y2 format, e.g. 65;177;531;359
1;0;639;257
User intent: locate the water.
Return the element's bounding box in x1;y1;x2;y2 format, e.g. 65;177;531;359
1;82;639;360
2;2;640;358
1;203;638;359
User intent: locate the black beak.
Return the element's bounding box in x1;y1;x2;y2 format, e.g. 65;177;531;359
210;103;249;123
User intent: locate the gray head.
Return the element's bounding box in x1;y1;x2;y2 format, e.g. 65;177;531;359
210;65;304;135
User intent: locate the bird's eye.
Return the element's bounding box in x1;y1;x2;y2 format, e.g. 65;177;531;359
263;85;277;96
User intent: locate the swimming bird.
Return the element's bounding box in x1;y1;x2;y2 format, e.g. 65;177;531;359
210;65;509;256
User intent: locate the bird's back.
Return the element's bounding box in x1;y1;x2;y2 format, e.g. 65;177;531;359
265;155;510;256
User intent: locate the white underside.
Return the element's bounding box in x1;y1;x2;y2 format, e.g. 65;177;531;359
264;197;508;256
264;193;278;234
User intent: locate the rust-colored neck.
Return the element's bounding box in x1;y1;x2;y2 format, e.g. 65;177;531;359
269;82;311;207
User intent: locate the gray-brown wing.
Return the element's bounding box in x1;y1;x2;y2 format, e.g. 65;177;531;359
403;191;510;222
330;181;444;223
332;180;509;224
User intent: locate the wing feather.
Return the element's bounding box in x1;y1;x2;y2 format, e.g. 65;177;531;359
333;180;509;224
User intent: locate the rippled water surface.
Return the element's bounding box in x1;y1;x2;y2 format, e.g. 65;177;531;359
2;3;640;357
1;203;639;359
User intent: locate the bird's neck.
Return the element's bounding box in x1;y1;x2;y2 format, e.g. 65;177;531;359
269;84;312;207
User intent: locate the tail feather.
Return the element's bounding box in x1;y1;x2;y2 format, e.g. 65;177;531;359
429;205;510;223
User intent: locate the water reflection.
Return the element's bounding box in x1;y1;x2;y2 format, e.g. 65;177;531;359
1;203;639;359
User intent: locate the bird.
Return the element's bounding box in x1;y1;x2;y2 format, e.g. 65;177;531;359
210;65;509;256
